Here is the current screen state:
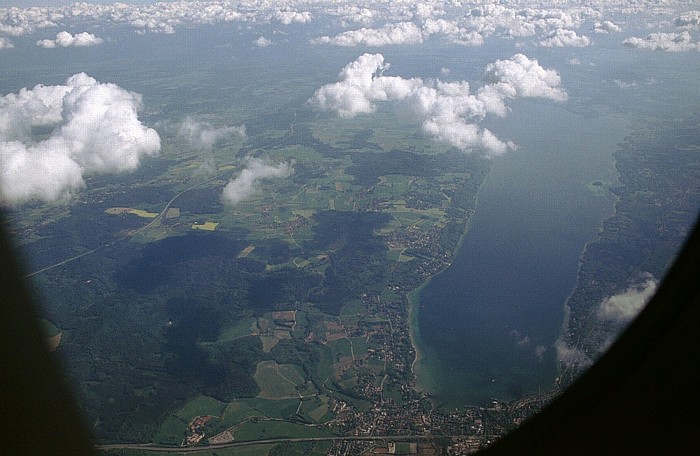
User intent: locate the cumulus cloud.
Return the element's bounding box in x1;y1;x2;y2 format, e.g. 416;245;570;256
222;158;292;205
539;28;591;47
0;37;13;49
597;274;657;323
178;116;245;151
623;31;700;52
674;11;700;29
612;79;638;89
309;53;566;156
594;20;622;34
0;73;160;205
275;10;312;25
312;22;423;47
254;36;272;47
36;31;103;48
482;53;568;102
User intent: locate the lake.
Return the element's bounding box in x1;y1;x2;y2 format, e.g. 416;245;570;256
413;102;627;407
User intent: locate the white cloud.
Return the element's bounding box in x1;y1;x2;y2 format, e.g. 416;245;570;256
569;57;581;65
594;20;622;34
222;158;292;205
539;28;591;47
308;53;423;118
482;53;568;102
0;73;160;205
555;339;592;369
674;11;700;29
597;274;657;323
623;31;700;52
312;22;423;47
309;53;566;156
178;116;245;151
0;37;13;49
36;31;103;48
254;36;272;47
612;79;638;89
275;10;312;25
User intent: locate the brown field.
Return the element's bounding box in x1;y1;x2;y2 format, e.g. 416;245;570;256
166;208;180;218
208;430;234;444
45;333;62;352
238;245;255;258
271;310;295;324
192;221;219;231
105;207;131;214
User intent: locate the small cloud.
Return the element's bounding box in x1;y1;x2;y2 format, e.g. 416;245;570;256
597;274;657;323
0;37;14;49
534;345;546;361
516;335;531;347
594;20;622;34
440;67;451;75
254;36;272;47
555;339;592;369
178;116;245;151
539;28;591;47
275;10;312;25
568;58;581;65
222;158;292;205
612;79;638;89
37;31;103;48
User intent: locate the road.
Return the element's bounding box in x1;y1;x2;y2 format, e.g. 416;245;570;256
22;170;231;279
96;434;451;453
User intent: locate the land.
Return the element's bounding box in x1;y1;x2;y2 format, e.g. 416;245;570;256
7;101;698;456
559;114;700;384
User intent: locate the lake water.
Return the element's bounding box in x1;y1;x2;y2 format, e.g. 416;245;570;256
414;102;627;407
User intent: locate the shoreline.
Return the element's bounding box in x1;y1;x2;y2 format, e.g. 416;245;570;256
407;169;492;394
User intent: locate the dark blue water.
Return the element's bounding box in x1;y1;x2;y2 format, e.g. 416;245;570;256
415;103;625;406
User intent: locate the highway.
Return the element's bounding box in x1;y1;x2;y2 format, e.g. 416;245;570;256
96;434;448;453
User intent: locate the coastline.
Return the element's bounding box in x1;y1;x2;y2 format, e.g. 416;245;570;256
407;170;491;394
555;121;623;382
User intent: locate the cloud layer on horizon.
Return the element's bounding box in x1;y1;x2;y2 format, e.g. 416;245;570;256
0;74;160;205
623;31;700;52
309;53;566;156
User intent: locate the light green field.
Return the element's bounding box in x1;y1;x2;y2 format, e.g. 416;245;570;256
255;361;313;399
175;395;227;421
221;401;267;428
300;395;332;423
238;397;300;419
326;338;352;360
340;300;364;316
153;414;188;445
232;420;330;442
215;317;257;343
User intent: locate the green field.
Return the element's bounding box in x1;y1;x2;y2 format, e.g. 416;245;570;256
175;395;227;421
231;420;330;442
254;361;309;399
